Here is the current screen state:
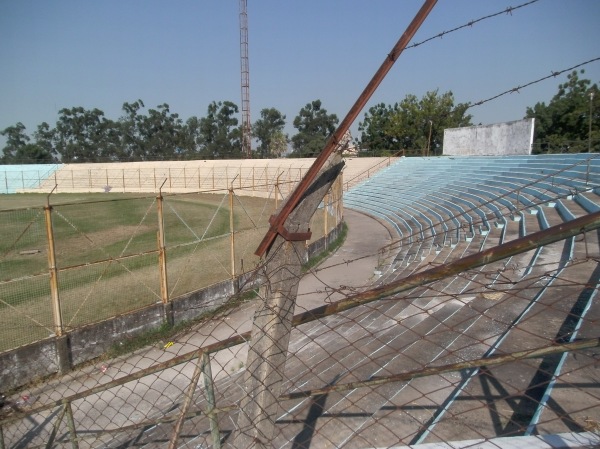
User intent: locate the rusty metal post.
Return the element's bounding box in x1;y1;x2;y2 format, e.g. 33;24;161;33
157;181;169;304
45;188;72;373
201;352;221;448
45;404;68;448
586;159;590;185
44;190;63;338
232;153;344;448
274;173;282;210
63;399;79;449
338;174;344;225
230;186;236;279
323;191;329;239
169;355;203;449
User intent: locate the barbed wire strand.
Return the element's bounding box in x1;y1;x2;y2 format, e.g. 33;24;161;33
469;57;600;108
407;0;541;50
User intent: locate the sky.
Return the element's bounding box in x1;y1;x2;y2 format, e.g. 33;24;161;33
1;0;599;147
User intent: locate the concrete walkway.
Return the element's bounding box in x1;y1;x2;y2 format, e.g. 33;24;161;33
296;208;394;313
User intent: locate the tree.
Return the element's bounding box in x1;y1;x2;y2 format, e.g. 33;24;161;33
197;101;242;159
53;106;120;162
137;103;184;160
269;131;288;158
118;101;186;161
253;108;287;158
34;122;58;161
355;103;397;155
0;122;56;164
1;122;30;163
290;100;338;157
180;115;203;159
526;70;599;153
358;90;472;156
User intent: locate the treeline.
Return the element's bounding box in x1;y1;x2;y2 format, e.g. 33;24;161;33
2;71;597;164
0;98;341;164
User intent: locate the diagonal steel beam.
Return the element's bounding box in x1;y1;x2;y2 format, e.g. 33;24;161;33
255;0;438;257
292;210;600;324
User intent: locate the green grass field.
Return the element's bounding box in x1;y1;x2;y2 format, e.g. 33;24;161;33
0;191;333;351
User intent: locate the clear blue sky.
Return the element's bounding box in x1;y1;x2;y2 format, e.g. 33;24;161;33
1;0;599;146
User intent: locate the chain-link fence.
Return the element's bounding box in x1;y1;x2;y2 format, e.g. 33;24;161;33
19;162;316;197
1;154;598;448
0;174;344;357
0;202;597;448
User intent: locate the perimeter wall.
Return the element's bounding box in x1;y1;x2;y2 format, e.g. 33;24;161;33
443;118;535;156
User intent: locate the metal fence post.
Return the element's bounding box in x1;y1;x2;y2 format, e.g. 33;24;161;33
323;191;329;243
338;174;343;225
157;182;169;304
168;354;203;449
586;159;590;185
201;352;221;449
275;173;281;210
63;399;79;449
230;186;236;279
44;192;64;338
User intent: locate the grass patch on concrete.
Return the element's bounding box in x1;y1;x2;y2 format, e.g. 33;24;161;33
303;222;348;272
104;287;259;359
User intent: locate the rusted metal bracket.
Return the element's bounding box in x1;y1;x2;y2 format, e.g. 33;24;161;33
268;215;312;241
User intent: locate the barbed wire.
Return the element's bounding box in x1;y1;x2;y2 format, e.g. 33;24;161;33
468;56;600;108
407;0;541;50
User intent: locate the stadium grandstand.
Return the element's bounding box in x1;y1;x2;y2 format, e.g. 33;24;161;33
0;152;599;448
0;157;394;196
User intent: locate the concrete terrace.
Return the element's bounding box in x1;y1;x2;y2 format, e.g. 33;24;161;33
1;153;599;448
5;156;396;196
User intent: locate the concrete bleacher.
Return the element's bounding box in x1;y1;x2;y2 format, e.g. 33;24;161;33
344;153;600;278
0;164;62;194
340;153;599;442
8;156;395;197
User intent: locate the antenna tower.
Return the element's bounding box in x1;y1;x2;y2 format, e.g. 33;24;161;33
239;0;251;158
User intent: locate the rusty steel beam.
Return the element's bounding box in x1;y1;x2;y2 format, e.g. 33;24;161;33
168;355;203;449
255;0;438;257
280;337;600;400
292;210;600;325
0;336;249;424
27;336;598;448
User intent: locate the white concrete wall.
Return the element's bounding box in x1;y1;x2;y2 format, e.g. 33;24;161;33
443;118;534;156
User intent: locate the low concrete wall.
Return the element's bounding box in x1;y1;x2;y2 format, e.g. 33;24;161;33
0;339;59;391
443;118;535;156
171;278;237;325
307;219;343;260
0;222;344;392
69;303;166;366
